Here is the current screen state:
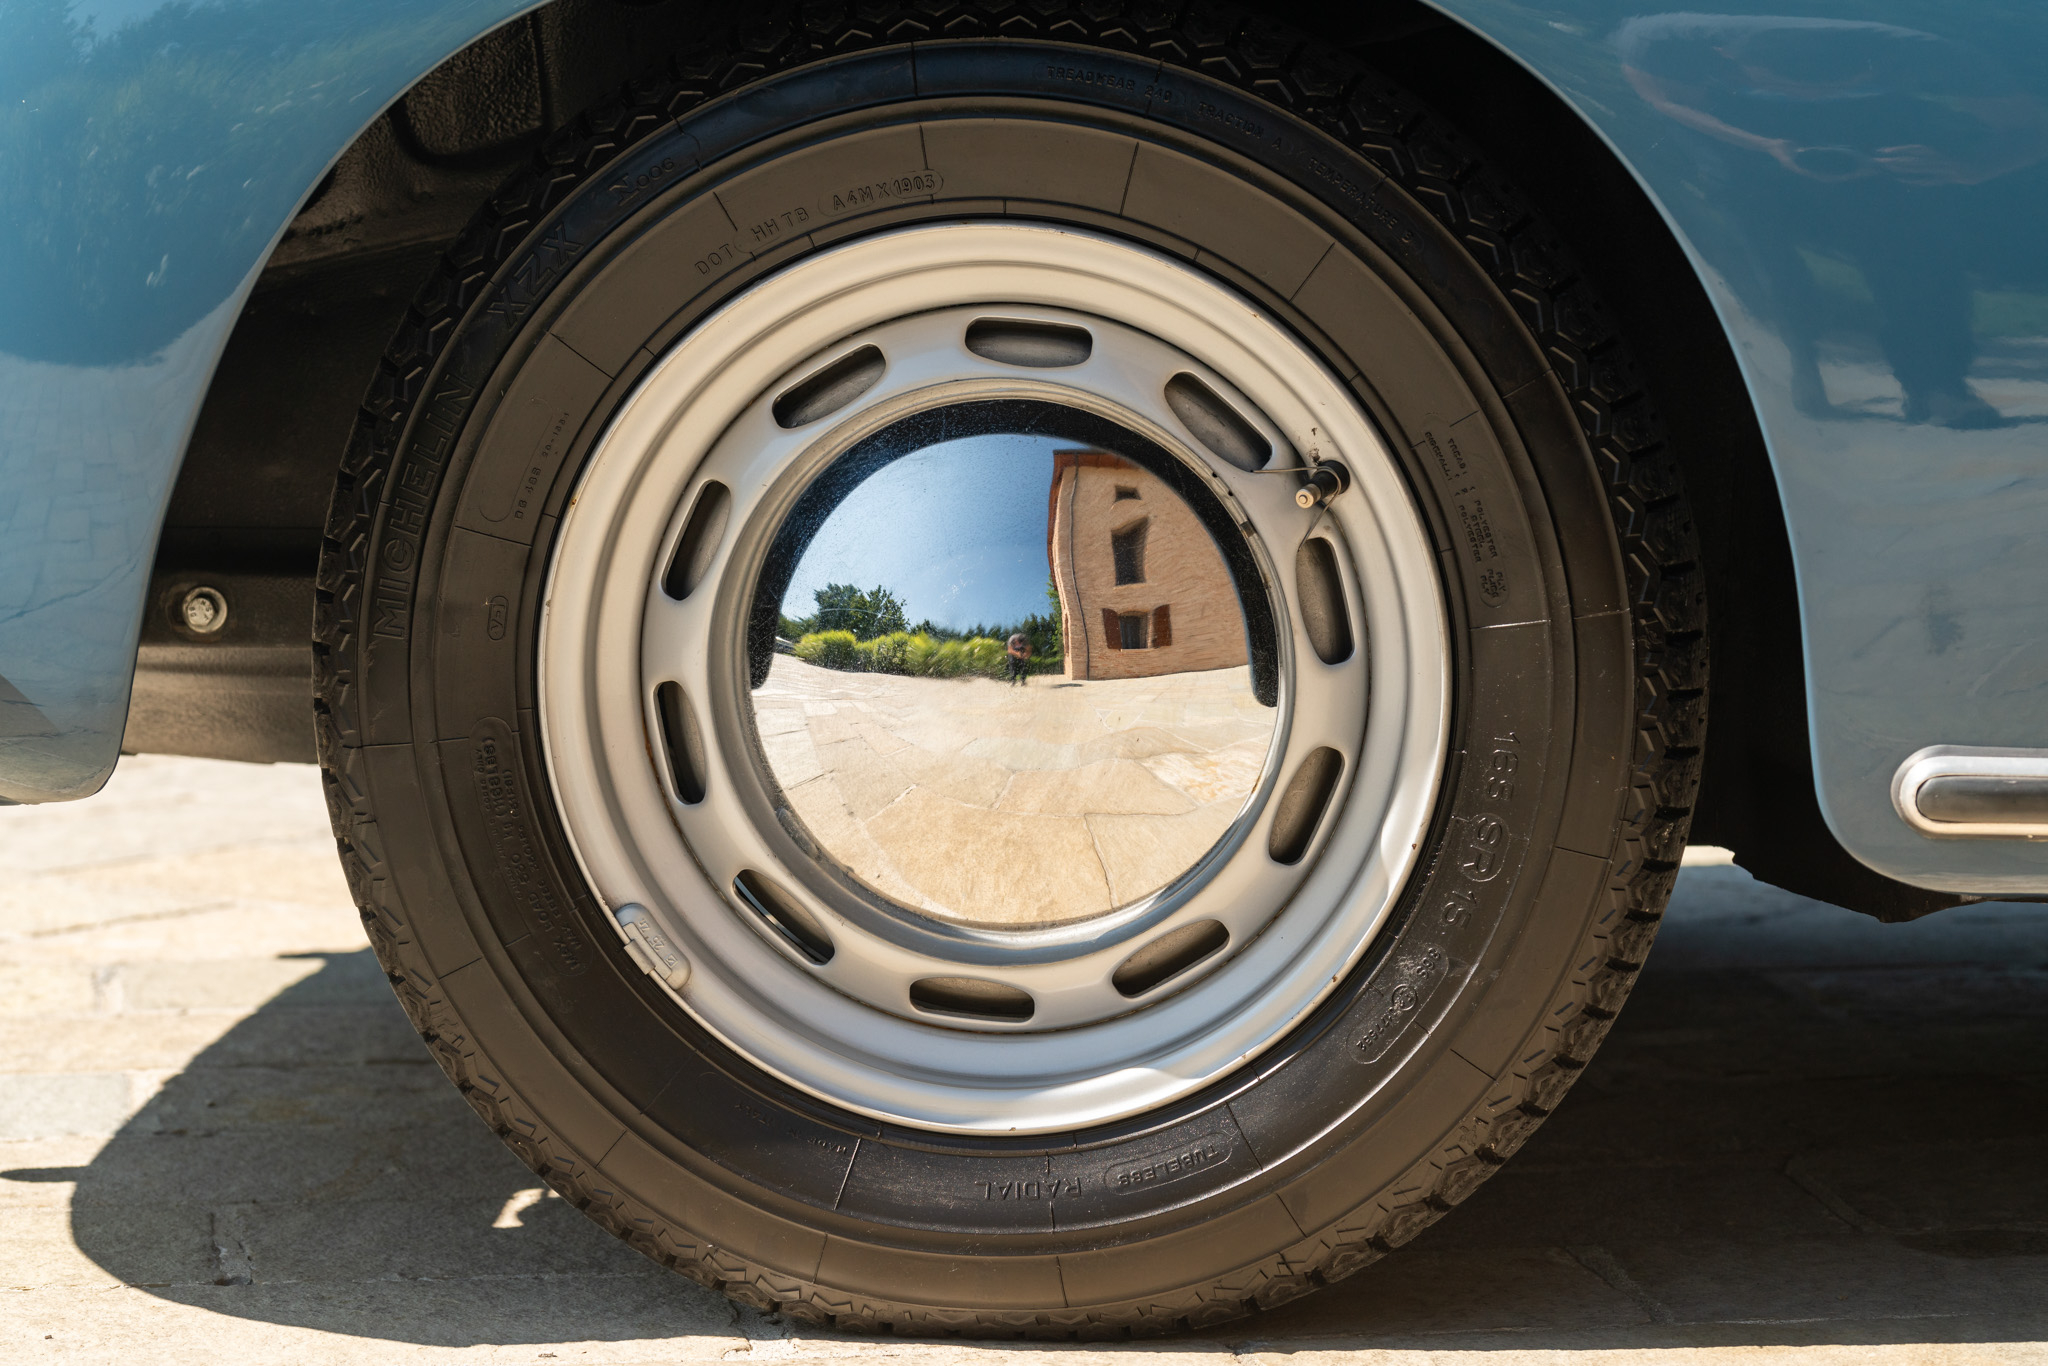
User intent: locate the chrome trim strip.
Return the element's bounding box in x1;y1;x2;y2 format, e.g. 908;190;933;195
1893;745;2048;839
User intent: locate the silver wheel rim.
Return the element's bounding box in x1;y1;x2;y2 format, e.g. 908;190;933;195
540;223;1449;1134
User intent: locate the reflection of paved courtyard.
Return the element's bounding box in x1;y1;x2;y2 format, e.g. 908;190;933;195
751;657;1274;926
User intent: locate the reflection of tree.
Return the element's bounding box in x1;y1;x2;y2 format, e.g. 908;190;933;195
1617;14;2048;428
786;582;906;640
1033;571;1064;663
784;576;1065;676
1621;17;2048;188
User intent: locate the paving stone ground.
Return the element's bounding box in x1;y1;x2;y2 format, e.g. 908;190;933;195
2;754;2045;1364
755;657;1271;925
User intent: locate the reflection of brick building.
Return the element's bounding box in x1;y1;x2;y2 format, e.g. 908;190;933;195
1047;450;1248;681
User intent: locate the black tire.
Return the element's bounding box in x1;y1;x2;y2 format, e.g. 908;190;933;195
315;1;1704;1335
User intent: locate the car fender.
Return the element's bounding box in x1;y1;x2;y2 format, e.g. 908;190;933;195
1423;1;2048;894
0;0;534;802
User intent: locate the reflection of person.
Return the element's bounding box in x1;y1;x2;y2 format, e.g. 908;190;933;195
1617;15;2048;428
1006;632;1031;686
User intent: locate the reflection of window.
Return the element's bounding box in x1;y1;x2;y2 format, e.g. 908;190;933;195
1120;613;1149;649
1111;519;1148;585
1114;484;1139;501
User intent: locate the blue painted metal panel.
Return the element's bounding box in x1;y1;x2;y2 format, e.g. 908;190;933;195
0;0;530;802
1427;2;2048;893
2;0;2044;895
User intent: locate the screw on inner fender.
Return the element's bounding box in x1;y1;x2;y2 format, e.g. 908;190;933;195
1295;462;1352;509
180;586;228;635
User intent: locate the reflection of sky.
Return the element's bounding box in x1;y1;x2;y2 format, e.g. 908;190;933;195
783;434;1058;632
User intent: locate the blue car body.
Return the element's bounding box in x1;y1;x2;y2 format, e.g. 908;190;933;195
3;0;2046;897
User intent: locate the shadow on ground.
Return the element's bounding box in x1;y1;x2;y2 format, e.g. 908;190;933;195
11;866;2048;1351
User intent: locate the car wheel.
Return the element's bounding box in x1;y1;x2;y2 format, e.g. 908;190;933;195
316;2;1705;1334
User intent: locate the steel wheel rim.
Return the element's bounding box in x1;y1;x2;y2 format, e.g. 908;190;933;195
539;222;1449;1134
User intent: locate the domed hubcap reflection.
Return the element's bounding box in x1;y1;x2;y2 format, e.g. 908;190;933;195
755;432;1276;930
538;224;1449;1132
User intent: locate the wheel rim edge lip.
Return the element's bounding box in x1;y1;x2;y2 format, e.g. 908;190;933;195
538;222;1451;1133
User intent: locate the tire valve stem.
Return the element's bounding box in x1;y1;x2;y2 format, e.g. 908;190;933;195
614;903;691;992
1295;461;1351;510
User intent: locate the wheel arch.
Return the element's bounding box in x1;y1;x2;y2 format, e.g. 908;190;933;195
0;0;544;800
157;0;1948;917
131;0;702;770
1257;0;1961;919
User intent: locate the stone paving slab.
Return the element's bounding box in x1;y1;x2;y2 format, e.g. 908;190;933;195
755;657;1272;924
2;756;2046;1364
